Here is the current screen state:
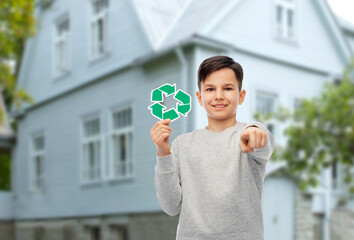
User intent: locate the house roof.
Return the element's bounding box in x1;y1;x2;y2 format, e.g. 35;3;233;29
336;15;354;35
156;0;232;49
132;0;233;50
16;0;353;119
132;0;192;49
133;0;352;60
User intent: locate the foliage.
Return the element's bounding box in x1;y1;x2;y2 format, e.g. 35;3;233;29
0;154;11;190
0;0;36;125
0;0;36;190
254;57;354;199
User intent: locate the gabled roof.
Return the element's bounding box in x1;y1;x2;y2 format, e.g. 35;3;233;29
132;0;233;50
132;0;191;49
133;0;352;63
336;15;354;35
315;0;353;61
156;0;232;49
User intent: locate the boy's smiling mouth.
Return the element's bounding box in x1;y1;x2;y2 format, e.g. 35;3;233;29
212;104;228;110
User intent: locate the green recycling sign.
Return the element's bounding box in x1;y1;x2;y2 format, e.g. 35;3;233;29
148;83;192;122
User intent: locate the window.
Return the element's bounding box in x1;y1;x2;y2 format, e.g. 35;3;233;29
331;161;337;189
90;0;109;59
333;78;342;86
331;161;344;189
82;117;102;183
110;225;129;240
30;135;45;192
34;228;45;240
110;107;133;179
274;0;296;41
313;213;325;240
54;17;70;77
62;226;74;240
294;98;302;111
87;227;101;240
256;91;277;134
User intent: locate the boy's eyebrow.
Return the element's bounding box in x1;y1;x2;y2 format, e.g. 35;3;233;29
204;83;236;87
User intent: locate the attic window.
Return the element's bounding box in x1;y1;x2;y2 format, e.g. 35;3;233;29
274;0;296;41
90;0;109;60
54;17;70;77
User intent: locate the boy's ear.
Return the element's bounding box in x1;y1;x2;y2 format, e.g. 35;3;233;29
196;91;203;106
239;89;246;105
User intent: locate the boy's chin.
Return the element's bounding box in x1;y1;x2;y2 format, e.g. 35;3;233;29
207;113;237;121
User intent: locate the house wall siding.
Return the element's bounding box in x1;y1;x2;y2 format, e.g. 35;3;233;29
14;53;186;219
209;0;345;74
17;0;152;106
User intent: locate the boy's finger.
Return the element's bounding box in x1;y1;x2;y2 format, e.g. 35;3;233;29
247;131;256;149
241;130;249;140
239;140;252;153
255;132;260;148
160;118;171;126
152;118;171;130
151;125;172;137
261;133;267;148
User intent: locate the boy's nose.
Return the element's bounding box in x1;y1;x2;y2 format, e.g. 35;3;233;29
215;89;224;99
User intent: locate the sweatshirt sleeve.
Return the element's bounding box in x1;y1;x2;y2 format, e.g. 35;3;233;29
154;137;182;216
243;121;275;165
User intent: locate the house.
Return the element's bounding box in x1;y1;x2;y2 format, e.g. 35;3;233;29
2;0;353;239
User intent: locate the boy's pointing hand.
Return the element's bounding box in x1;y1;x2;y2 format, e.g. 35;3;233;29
239;126;267;153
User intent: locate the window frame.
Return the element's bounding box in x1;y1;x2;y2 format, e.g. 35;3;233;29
29;132;46;193
53;14;70;79
89;0;110;61
108;105;134;181
80;113;104;185
273;0;298;43
110;224;129;240
86;226;101;240
255;90;278;136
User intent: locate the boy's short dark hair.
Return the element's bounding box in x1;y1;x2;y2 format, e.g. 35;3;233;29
197;56;243;92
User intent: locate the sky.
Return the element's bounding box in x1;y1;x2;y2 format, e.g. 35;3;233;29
327;0;354;25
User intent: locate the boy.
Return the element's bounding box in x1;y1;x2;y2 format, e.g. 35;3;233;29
150;56;275;240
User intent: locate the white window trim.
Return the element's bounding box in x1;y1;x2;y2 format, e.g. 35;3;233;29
89;0;110;61
255;90;278;134
79;113;104;185
29;132;46;193
273;0;298;43
53;14;70;79
250;80;279;140
108;105;135;181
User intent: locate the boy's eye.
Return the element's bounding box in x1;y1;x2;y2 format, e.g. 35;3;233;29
206;88;233;91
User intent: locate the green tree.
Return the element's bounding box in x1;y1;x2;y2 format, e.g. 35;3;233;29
0;0;36;122
0;0;36;190
255;57;354;200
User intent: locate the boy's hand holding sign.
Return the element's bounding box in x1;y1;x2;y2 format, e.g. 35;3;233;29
150;119;172;157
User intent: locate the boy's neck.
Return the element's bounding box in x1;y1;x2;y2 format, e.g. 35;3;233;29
206;118;237;133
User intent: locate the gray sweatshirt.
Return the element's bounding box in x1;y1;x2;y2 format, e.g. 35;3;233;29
154;121;275;240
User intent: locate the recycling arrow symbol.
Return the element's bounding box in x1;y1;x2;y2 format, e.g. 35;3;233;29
148;83;192;122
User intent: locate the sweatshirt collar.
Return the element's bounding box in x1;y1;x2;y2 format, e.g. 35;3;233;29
202;121;244;136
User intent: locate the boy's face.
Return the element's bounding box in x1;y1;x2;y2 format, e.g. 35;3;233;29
196;68;246;122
